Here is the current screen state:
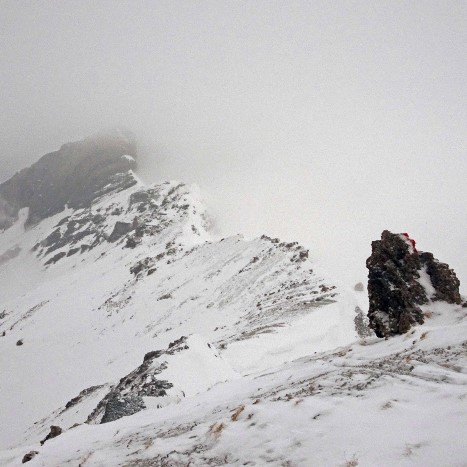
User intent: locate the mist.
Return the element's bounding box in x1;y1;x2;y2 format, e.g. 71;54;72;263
1;1;466;288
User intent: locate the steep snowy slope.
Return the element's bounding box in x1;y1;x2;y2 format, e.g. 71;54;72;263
0;135;359;452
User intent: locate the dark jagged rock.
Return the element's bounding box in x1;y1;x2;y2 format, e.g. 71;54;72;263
22;451;39;463
86;337;190;424
129;190;151;206
80;244;91;253
67;247;80;257
44;251;67;266
38;213;104;258
367;230;462;337
42;229;62;248
31;181;202;267
40;425;62;445
100;394;146;424
367;231;427;337
125;236;138;248
108;221;133;243
0;128;137;229
419;252;461;304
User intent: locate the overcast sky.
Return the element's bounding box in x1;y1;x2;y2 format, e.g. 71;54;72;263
1;0;466;288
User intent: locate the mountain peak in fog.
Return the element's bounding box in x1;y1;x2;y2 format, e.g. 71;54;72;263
0;128;138;229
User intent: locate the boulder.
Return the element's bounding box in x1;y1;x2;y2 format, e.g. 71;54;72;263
40;425;62;445
22;451;39;463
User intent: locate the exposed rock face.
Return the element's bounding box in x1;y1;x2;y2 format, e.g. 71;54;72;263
419;252;462;304
40;425;62;445
25;179;214;270
367;230;462;337
0;128;137;229
86;337;188;424
108;221;134;243
100;395;146;424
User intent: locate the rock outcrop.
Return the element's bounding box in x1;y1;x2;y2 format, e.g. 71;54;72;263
419;252;462;304
31;181;209;266
40;425;62;445
86;337;188;424
71;335;235;426
367;230;461;337
0;128;137;229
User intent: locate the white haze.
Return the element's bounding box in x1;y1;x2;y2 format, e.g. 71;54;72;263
0;1;466;288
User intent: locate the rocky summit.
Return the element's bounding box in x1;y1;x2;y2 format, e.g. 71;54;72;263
367;230;462;337
0;128;137;229
0;135;466;466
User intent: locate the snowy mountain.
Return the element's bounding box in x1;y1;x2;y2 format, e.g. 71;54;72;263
0;131;466;466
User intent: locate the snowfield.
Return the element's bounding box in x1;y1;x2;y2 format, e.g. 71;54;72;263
0;175;466;466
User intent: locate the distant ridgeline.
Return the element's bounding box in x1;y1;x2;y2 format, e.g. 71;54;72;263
0;128;137;230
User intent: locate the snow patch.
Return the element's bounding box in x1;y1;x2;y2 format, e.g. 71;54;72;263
418;266;436;299
121;154;135;163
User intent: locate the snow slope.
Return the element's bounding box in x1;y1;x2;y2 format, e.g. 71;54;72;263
1;159;465;466
2;310;466;466
0;176;359;452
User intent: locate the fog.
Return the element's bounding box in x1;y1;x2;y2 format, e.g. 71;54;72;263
1;1;466;288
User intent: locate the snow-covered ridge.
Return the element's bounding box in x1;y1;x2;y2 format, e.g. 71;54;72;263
31;178;211;267
0;175;358;453
1;142;465;465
